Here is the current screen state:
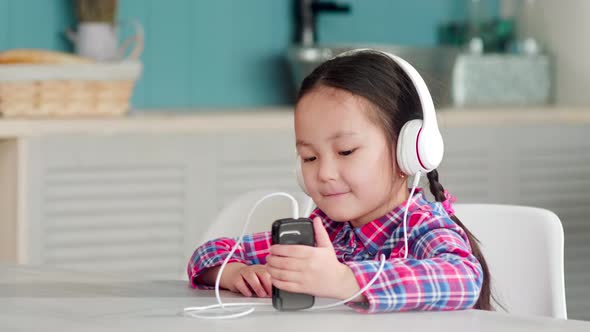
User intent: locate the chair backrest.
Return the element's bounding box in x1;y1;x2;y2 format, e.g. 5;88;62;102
454;204;567;319
199;189;313;245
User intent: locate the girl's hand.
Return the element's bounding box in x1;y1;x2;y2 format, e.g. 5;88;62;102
266;217;361;300
220;263;272;298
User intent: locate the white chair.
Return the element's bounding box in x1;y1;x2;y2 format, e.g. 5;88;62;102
198;189;314;245
201;192;568;319
454;204;567;319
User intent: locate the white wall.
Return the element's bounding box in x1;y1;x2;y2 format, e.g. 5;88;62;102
503;0;590;106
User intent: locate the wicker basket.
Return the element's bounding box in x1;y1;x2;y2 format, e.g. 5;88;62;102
0;61;142;117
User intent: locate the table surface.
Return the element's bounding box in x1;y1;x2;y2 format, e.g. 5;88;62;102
1;263;589;332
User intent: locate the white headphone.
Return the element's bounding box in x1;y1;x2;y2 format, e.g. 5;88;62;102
295;49;444;196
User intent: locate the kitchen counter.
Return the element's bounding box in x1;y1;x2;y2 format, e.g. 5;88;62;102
0;106;589;138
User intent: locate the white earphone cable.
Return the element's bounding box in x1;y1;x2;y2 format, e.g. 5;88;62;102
185;174;421;318
184;192;298;319
403;171;422;259
311;170;422;309
306;253;386;310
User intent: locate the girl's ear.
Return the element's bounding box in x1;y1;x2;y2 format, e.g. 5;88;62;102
390;143;403;177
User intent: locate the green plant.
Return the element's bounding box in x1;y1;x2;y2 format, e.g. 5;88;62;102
74;0;118;23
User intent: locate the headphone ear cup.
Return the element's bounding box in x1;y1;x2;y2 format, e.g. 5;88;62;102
295;157;310;196
396;119;424;176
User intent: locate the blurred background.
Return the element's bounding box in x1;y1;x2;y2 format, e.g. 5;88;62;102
0;0;587;108
0;0;589;321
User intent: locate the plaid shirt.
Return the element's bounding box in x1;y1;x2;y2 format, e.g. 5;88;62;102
188;190;483;313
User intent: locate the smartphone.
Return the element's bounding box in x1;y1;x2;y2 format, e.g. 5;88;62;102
271;217;315;311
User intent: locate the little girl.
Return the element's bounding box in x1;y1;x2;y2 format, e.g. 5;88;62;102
187;50;491;313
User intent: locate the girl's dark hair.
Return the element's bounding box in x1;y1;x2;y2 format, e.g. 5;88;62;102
296;50;492;311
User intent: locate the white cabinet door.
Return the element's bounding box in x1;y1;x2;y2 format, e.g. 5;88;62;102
23;134;213;280
437;126;505;203
439;124;590;320
509;125;590;320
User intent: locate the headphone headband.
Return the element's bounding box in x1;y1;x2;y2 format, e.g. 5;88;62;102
334;49;439;134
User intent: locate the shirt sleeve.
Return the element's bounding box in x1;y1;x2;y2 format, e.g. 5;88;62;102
187;231;272;288
344;213;484;313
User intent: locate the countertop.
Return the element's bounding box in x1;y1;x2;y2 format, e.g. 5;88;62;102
0;106;589;138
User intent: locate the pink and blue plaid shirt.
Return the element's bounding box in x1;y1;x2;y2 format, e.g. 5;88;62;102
188;190;483;313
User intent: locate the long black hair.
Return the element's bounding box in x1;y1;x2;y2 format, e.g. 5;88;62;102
296;50;492;311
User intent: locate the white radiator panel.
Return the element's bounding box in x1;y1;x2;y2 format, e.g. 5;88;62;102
216;160;298;210
516;144;590;320
40;164;187;280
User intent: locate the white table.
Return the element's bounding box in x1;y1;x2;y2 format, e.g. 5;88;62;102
1;264;589;332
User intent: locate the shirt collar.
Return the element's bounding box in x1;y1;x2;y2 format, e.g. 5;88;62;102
319;189;430;255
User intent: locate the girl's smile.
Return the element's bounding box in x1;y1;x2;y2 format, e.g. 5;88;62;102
322;191;350;198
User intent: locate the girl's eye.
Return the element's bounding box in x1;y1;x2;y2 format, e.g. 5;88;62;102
302;156;316;163
339;149;356;156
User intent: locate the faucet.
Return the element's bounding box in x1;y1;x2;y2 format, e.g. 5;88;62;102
293;0;351;46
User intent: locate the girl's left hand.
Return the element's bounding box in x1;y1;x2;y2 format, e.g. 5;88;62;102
266;217;358;299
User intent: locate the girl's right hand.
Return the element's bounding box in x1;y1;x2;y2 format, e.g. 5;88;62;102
220;263;272;298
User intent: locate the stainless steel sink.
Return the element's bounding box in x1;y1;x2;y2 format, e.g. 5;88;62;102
286;44;459;107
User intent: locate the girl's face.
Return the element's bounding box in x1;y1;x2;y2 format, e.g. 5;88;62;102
295;86;409;227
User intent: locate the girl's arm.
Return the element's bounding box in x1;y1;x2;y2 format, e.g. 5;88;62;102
343;213;484;313
187;231;272;288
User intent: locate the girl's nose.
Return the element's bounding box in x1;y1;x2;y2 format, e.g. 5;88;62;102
317;157;338;182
